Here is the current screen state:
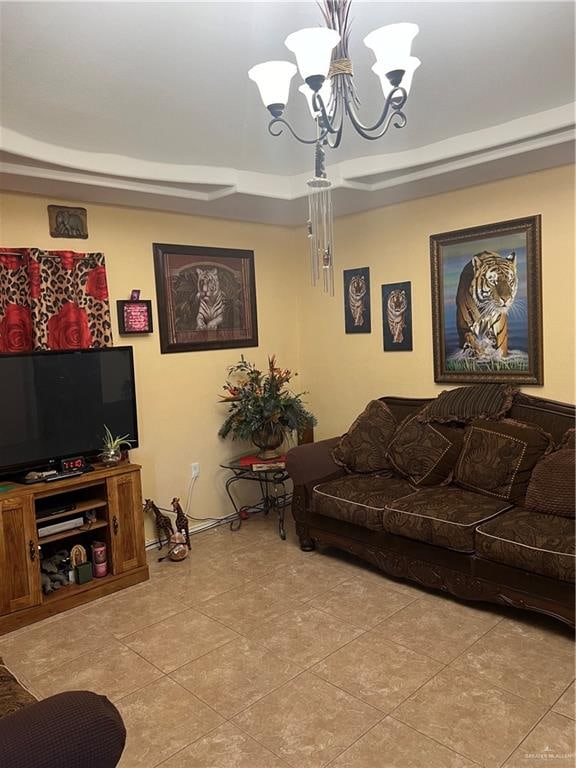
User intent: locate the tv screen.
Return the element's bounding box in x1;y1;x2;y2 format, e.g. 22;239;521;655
0;347;139;476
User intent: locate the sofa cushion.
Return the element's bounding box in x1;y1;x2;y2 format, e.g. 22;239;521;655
475;508;575;582
0;657;37;720
454;418;552;503
419;383;517;424
313;473;414;531
383;486;511;552
387;412;464;486
525;444;575;518
332;400;396;474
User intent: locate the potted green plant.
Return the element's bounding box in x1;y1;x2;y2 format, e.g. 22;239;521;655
100;425;134;466
218;355;316;458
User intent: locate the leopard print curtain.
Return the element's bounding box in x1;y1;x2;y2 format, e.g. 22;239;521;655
0;248;113;352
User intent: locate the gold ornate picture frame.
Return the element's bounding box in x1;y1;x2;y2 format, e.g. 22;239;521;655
430;215;543;384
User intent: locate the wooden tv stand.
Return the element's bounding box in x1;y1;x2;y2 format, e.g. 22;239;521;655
0;463;149;636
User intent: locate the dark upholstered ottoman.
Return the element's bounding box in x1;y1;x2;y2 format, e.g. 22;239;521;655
0;657;126;768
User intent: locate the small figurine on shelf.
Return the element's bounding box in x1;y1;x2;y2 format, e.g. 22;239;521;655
40;549;70;594
171;497;191;550
144;498;174;550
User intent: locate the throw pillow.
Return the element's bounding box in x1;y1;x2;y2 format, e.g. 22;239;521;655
332;400;396;474
386;410;465;486
454;418;552;503
525;443;575;518
418;383;518;424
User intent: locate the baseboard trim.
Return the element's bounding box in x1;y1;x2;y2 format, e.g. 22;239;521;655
145;513;238;551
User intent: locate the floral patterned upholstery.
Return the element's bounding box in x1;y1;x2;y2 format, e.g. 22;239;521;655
332;400;397;474
560;427;575;449
312;473;414;531
0;657;37;719
386;411;464;486
455;418;552;503
383;486;512;552
476;508;575;582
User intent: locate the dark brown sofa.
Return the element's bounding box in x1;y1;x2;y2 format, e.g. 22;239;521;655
286;392;575;627
0;656;126;768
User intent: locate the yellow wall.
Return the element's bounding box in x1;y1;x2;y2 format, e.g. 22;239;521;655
0;192;304;540
1;164;574;539
297;165;575;439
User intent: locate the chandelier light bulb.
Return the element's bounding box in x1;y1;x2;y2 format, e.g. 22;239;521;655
363;22;419;67
285;27;340;87
372;56;421;97
248;61;297;114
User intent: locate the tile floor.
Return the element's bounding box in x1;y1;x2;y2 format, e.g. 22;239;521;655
1;513;574;768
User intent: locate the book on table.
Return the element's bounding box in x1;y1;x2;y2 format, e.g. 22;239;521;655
251;461;286;471
237;454;286;471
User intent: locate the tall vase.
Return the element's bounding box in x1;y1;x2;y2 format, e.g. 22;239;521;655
251;424;285;459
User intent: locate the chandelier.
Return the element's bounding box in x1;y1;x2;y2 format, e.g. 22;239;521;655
248;0;420;295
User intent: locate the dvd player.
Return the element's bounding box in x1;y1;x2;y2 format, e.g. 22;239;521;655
36;502;76;520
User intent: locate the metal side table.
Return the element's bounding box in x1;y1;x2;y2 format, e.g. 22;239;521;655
220;456;292;539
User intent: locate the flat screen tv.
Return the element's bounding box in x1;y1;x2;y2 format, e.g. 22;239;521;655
0;347;139;478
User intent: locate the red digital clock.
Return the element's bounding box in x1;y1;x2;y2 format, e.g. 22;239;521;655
60;456;87;473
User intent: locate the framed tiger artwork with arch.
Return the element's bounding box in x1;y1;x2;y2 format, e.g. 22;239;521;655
430;215;543;384
153;243;258;354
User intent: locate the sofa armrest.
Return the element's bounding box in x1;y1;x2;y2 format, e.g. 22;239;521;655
286;437;345;489
0;691;126;768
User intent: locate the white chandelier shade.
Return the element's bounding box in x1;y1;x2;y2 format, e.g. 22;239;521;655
298;80;332;117
248;2;422;297
363;22;419;67
372;56;421;97
248;61;297;109
285;27;340;82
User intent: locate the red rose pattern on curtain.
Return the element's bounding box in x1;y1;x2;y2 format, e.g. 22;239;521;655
0;248;113;352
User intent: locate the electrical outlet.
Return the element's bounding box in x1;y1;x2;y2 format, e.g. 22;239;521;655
191;462;200;478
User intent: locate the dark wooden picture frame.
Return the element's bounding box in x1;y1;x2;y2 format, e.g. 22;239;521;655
343;267;371;334
430;215;542;384
153;243;258;354
382;281;413;351
47;205;88;239
117;300;153;335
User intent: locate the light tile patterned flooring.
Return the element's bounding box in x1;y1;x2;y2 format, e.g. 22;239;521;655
1;514;574;768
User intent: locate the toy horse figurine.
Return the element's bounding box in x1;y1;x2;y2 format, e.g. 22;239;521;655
171;497;191;550
144;498;174;550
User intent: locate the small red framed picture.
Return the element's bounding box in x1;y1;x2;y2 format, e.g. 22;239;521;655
117;300;153;335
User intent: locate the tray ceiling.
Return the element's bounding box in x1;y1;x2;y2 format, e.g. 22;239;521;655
1;1;574;224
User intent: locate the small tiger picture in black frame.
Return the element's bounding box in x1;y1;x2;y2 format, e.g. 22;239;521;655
382;281;413;351
343;267;371;334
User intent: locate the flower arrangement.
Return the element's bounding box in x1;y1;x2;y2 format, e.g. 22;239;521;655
218;356;316;451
